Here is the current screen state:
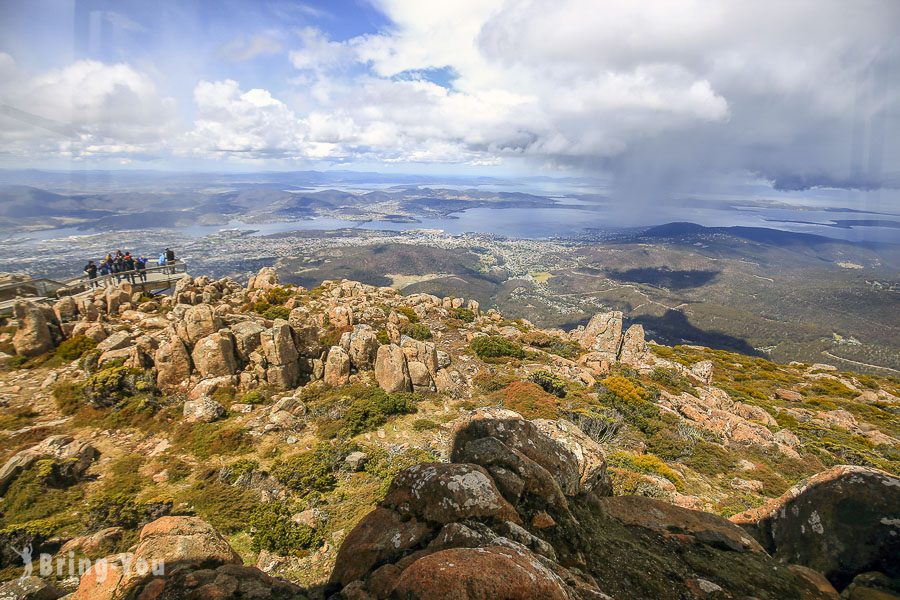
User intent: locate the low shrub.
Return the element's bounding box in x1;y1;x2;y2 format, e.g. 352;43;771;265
471;335;525;360
52;381;85;415
342;391;418;436
607;451;685;491
376;329;391;345
240;390;268;405
178;423;251;460
262;305;291;320
249;502;321;554
528;370;568;398
498;381;560;420
473;371;517;393
411;418;439;432
396;306;420;323
519;331;581;359
447;307;475;323
401;322;432;341
55;335;97;362
272;443;354;497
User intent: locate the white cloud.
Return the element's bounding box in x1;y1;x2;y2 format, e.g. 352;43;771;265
0;54;176;160
289;27;356;72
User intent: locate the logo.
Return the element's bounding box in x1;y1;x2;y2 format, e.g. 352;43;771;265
10;545;165;583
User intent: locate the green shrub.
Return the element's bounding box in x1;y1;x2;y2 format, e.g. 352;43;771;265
177;470;257;533
178;423;251;460
396;306;419;323
52;381;85;415
81;365;156;408
221;459;259;484
448;308;475;323
806;378;857;399
211;386;236;404
249;502;321;554
376;329;391;345
411;418;439;432
342;391;418;436
263;286;293;305
650;367;693;393
272;444;349;496
240;390;268;405
519;331;581;359
55;335;97;361
401;322;432;341
608;451;685;491
262;305;291;320
528;370;568;398
471;335;525;360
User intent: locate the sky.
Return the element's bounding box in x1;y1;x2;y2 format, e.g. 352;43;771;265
0;0;899;205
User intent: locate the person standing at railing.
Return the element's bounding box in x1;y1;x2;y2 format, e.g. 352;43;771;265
165;248;176;274
113;251;124;283
136;256;147;283
83;260;98;288
123;253;136;284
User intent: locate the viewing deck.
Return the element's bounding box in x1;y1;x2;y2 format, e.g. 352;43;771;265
0;261;189;317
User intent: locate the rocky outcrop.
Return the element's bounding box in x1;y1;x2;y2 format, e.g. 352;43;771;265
375;343;412;393
183;397;226;423
247;266;279;291
258;320;301;389
618;323;649;366
191;331;238;378
71;516;302;599
178;303;223;346
573;310;623;360
347;324;379;371
731;465;900;590
154;335;192;390
0;435;97;494
12;301;56;357
324;345;351;387
328;408;833;599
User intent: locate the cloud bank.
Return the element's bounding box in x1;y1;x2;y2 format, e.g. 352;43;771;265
0;0;898;192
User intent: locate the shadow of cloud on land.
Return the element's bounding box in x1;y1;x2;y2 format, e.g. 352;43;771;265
633;310;763;357
606;267;720;290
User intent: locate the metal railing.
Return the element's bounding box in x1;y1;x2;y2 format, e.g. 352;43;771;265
66;260;188;293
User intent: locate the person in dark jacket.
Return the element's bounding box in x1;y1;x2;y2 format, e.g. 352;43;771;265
136;256;147;283
123;253;135;283
84;260;98;288
165;248;176;274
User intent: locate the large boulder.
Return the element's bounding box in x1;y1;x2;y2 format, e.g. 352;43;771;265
328;408;832;599
618;323;649;366
731;465;900;590
383;463;520;524
12;301;55;357
231;320;265;362
450;408;606;499
71;516;303;599
191;331;238;378
392;545;570;600
182;397;226;423
248;266;279;291
348;324;379;371
178;303;223;345
324;345;351;387
154;335;192;390
259;320;300;389
52;295;79;324
573;310;623;360
375;343;412;393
